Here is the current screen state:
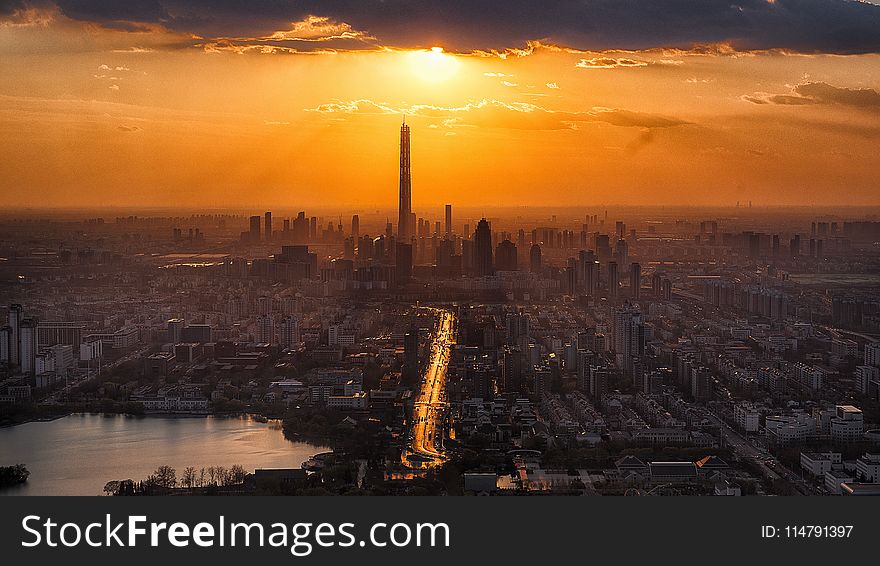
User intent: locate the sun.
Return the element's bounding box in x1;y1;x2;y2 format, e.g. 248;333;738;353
408;46;460;83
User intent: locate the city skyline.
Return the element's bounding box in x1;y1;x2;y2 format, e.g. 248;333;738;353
2;2;880;208
3;1;880;501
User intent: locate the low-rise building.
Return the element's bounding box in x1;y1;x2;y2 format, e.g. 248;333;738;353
800;452;841;477
734;402;761;433
766;413;816;446
825;470;855;495
855;453;880;483
830;405;864;444
327;391;368;410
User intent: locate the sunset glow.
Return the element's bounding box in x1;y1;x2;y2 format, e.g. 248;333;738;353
1;2;879;209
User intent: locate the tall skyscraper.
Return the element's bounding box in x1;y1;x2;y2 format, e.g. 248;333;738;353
445;204;452;237
530;244;542;273
608;261;619;298
249;215;261;242
474;218;494;276
398;120;413;240
612;306;645;382
351;214;360;241
7;304;22;368
496;240;518;271
630;262;641;299
586;260;599;297
264;211;272;242
396;242;413;283
20;318;36;375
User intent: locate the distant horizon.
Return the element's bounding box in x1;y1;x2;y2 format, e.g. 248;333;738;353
4;204;880;216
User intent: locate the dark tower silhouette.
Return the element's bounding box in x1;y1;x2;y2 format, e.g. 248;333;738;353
630;262;641;299
398;120;412;240
530;244;542;273
249;215;261;242
474;218;494;276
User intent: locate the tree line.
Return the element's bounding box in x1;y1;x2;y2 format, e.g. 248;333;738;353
103;464;248;495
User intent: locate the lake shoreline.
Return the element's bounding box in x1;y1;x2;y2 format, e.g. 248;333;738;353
1;409;275;429
0;413;327;496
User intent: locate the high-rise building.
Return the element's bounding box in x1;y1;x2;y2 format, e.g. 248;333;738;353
0;325;9;365
8;303;22;368
398;120;413;240
256;315;274;345
474;218;494;276
608;261;619;298
279;316;300;350
530;244;542;273
630;262;641;299
396;242;413;283
445;204;452;237
167;318;185;344
501;347;523;393
257;296;272;316
586;260;599;297
615;238;628;267
612;306;644;382
866;342;880;367
351;214;360;241
249;215;261;242
495;240;518;271
264;211;272;241
505;311;530;347
19;318;36;375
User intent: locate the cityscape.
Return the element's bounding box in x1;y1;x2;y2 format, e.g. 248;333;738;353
2;119;879;496
2;1;880;497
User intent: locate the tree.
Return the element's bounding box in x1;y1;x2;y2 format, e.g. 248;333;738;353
228;465;247;485
181;467;197;489
149;465;177;489
0;464;30;487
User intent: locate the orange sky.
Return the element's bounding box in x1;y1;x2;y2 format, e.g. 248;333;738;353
1;10;880;208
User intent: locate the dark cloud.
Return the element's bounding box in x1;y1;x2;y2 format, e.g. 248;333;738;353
795;82;880;107
0;0;54;24
0;0;28;16
55;0;169;25
744;82;880;108
593;108;689;128
9;0;875;54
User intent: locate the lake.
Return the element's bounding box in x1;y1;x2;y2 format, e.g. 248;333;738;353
0;414;327;495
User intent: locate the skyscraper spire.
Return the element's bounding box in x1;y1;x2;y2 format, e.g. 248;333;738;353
398;119;412;240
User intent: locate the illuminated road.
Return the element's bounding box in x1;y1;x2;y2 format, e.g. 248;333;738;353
405;308;455;468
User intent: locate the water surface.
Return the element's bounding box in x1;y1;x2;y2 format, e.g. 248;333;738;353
0;414;326;495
